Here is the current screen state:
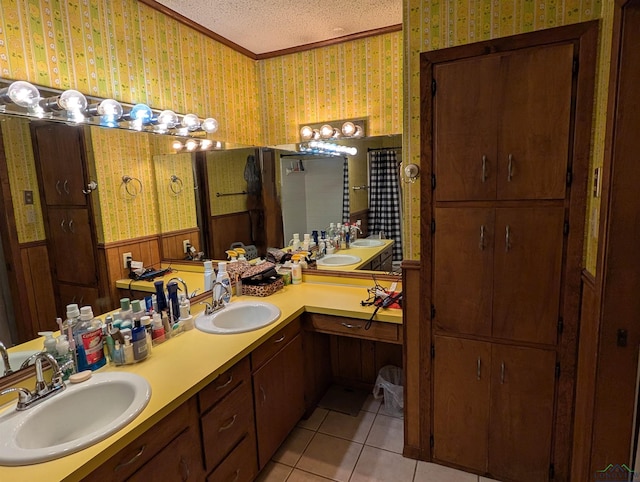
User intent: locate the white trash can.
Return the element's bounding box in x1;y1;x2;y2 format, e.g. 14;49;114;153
373;365;404;418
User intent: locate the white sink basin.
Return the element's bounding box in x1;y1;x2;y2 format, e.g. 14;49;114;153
0;372;151;466
195;301;281;334
317;254;362;266
1;350;39;374
350;239;385;248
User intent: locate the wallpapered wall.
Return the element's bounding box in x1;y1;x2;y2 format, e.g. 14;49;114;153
207;148;256;216
0;0;261;146
153;152;197;234
258;31;403;146
403;0;611;274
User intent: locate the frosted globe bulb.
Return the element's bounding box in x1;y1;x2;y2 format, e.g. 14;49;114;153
3;81;40;107
129;104;153;123
97;99;123;119
341;121;356;137
172;140;183;151
158;110;179;128
200;139;213;150
300;126;314;140
185;139;198;151
182;113;200;130
58;90;87;112
320;124;334;139
202;117;219;133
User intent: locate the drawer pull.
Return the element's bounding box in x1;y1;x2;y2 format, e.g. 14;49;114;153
228;469;240;482
274;335;286;343
260;385;266;403
55;180;62;195
341;322;362;329
114;445;146;471
215;374;233;390
218;414;237;432
63;179;70;194
179;456;190;481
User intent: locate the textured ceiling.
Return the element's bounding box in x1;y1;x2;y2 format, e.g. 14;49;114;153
154;0;403;55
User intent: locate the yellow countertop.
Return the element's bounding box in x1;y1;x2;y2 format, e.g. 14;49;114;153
0;280;402;481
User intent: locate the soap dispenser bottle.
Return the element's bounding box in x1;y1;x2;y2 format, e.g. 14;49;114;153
39;331;57;355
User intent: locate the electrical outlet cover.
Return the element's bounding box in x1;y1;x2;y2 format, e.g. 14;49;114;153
183;240;190;253
122;252;132;268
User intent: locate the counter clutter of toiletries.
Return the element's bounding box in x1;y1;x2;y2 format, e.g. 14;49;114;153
0;277;401;480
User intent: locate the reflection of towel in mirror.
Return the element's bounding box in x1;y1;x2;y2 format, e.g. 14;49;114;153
244;155;261;195
244;154;264;246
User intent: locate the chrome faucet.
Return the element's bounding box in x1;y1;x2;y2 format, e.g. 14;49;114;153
0;352;69;410
0;341;12;376
200;281;231;315
168;277;190;299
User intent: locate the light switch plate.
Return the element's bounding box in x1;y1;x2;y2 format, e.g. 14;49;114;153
122;252;132;268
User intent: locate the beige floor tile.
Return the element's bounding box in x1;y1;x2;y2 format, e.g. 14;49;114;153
296;432;363;482
365;413;404;454
286;468;335;481
414;461;478;482
350;445;417;482
362;394;382;413
272;427;315;466
297;408;329;431
255;461;293;482
318;410;376;443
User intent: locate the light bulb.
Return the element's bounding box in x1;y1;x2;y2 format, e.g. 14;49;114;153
320;124;334;139
97;99;123;119
201;117;219;133
185;139;198;151
341;121;356;137
172;140;183;151
0;81;40;108
128;104;153;123
200;139;213;150
157;110;179;128
353;125;364;138
300;126;314;140
58;90;87;112
182;113;200;130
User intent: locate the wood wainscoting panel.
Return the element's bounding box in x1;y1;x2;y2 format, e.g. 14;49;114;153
160;227;201;260
99;235;161;310
209;211;252;260
19;241;57;337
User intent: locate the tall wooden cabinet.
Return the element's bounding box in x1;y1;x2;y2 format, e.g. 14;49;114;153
418;23;598;482
31;123;101;312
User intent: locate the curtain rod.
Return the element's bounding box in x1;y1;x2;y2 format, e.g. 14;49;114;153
367;146;402;152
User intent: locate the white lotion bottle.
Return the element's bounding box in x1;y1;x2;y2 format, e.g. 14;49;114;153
214;262;232;303
204;260;214;292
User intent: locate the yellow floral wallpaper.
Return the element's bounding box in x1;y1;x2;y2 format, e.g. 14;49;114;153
153;152;197;234
403;0;608;274
258;31;403;146
207;148;257;216
0;116;45;243
0;0;261;146
87;127;158;244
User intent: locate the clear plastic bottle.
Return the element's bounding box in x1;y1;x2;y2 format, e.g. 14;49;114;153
214;262;232;303
120;298;133;322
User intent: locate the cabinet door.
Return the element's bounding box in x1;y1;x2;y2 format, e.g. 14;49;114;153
433;335;491;472
492;207;564;345
128;426;203;481
489;345;556;482
433;208;494;336
47;207;97;286
434;56;499;201
497;43;574;200
253;334;305;469
33;123;88;206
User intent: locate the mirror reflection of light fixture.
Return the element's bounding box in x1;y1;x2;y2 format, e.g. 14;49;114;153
182;113;200;131
299;140;358;156
0;81;40;109
184;139;199;151
299;119;366;142
172;138;222;152
201;117;219;134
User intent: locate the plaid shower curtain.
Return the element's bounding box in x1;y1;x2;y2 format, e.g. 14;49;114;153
342;157;350;224
368;150;403;261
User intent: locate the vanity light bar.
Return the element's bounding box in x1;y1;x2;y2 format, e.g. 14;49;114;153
0;79;219;137
299;140;358;156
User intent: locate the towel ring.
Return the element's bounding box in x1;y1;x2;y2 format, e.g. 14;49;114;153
121;175;143;197
169;175;184;194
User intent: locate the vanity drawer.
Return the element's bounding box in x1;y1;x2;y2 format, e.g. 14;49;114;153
306;313;401;344
199;356;250;413
87;397;198;481
206;431;258;482
201;381;254;471
251;318;301;370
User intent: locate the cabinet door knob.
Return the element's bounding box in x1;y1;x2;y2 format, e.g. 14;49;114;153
507;154;514;182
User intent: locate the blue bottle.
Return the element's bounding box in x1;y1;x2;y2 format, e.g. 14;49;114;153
131;319;148;361
167;282;180;323
154;280;167;312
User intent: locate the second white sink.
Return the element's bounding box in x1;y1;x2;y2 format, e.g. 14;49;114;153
350;239;385;247
195;301;281;334
317;254;362;266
